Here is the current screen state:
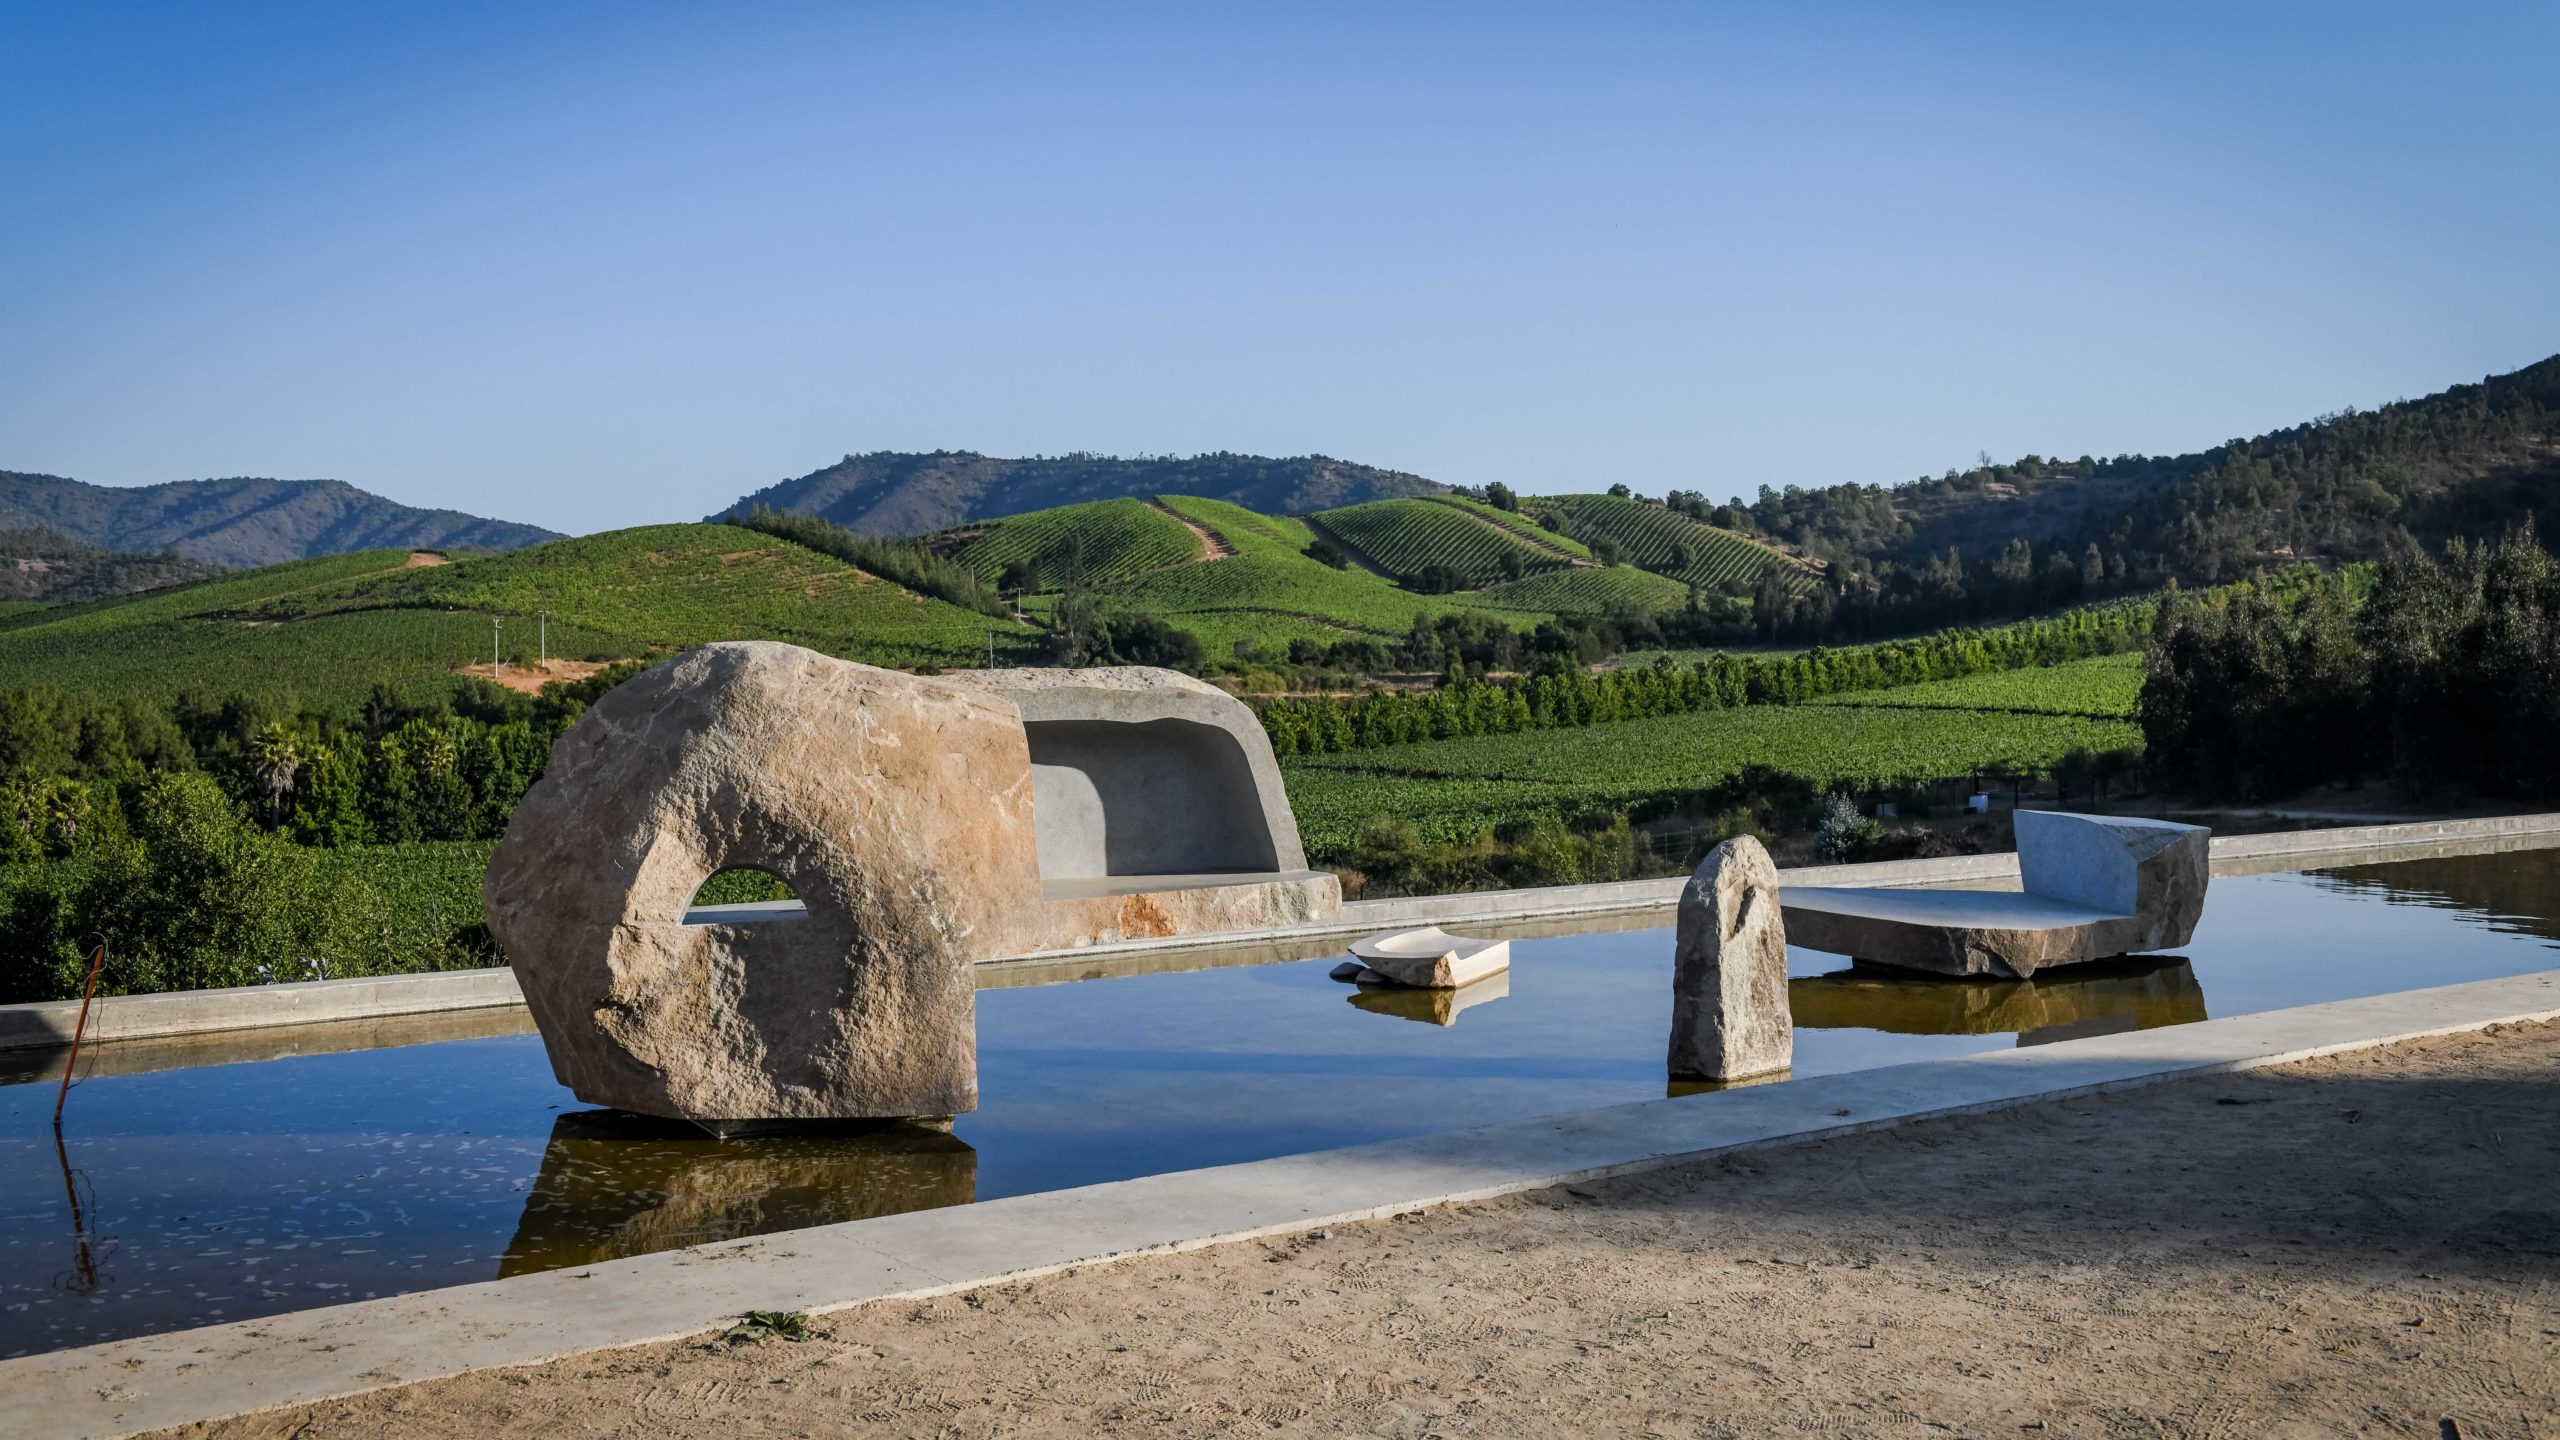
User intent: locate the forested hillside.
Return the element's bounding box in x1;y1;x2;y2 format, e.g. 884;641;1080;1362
717;450;1444;536
1702;353;2560;637
0;472;562;568
0;526;219;602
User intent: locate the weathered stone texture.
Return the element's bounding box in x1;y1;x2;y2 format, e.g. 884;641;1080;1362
485;644;1341;1130
1782;812;2209;979
485;643;1039;1129
2016;810;2209;954
1667;835;1794;1081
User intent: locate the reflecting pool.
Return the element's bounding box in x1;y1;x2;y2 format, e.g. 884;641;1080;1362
6;847;2559;1356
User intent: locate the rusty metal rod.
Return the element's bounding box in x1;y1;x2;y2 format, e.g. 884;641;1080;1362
52;937;107;1130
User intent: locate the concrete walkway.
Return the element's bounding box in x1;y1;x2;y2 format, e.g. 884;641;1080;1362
203;1017;2560;1440
8;969;2555;1439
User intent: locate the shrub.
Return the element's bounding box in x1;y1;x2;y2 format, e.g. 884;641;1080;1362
1079;614;1207;673
0;772;445;1003
1812;793;1883;864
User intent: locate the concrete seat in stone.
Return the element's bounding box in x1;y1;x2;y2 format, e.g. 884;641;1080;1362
939;665;1338;928
1780;811;2208;978
483;643;1337;1133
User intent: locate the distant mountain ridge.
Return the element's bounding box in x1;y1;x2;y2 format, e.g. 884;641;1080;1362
0;472;564;569
715;450;1447;536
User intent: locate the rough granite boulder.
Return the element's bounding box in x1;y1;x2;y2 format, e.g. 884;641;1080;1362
484;643;1339;1132
483;643;1041;1132
1667;835;1794;1082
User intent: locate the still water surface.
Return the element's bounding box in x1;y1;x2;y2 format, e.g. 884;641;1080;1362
6;849;2559;1355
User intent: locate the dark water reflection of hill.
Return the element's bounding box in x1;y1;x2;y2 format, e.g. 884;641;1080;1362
2314;846;2560;946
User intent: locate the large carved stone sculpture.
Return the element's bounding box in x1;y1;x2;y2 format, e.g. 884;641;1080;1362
484;643;1337;1133
1667;835;1794;1082
1781;811;2208;979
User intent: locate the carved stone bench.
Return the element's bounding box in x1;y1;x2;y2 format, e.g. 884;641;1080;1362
1780;811;2209;979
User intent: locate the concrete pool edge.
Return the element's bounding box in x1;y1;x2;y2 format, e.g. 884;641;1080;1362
8;811;2557;1057
8;969;2558;1439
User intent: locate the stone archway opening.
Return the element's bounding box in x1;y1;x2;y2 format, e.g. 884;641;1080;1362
684;865;803;923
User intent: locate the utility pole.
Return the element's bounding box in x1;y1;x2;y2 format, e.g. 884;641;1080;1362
538;610;548;669
492;616;503;680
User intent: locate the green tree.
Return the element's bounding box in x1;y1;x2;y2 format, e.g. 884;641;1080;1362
0;772;426;1002
248;722;303;828
288;736;372;847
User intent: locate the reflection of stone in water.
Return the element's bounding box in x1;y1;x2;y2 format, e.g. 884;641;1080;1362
1347;972;1510;1026
1666;1067;1789;1099
499;1112;976;1278
1788;956;2206;1046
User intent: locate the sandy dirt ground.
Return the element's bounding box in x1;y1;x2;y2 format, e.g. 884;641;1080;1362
180;1021;2560;1440
452;658;608;695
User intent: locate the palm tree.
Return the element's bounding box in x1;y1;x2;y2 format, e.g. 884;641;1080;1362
249;723;303;828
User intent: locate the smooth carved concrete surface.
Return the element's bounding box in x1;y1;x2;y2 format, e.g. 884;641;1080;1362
945;666;1312;877
1347;927;1511;988
0;968;528;1054
482;646;1340;1130
1783;811;2210;978
947;666;1340;949
1668;836;1794;1081
12;970;2555;1440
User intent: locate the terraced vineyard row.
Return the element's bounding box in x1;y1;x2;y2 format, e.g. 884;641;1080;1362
1805;651;2144;719
1087;551;1553;657
947;498;1202;589
1419;494;1595;558
1154;495;1314;557
1310;498;1579;587
0;525;1033;708
1531;493;1810;593
1475;565;1692;614
1280;702;2140;858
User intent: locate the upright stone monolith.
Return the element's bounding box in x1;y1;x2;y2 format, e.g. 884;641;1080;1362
1668;835;1793;1082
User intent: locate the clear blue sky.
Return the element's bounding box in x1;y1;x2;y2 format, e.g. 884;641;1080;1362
4;2;2554;535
